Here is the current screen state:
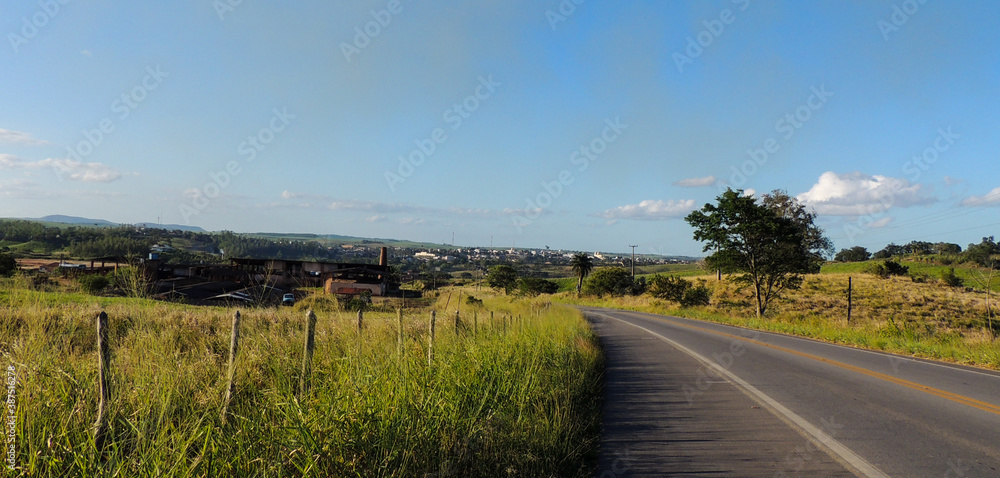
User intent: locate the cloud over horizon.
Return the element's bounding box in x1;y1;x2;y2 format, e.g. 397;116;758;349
595;199;697;221
797;171;935;216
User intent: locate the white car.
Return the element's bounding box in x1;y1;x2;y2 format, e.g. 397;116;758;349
281;293;295;306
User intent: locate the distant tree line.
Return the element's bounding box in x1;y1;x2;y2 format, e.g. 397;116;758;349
835;236;998;267
0;219;340;263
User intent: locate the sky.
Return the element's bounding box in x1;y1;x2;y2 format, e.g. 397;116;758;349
1;0;999;256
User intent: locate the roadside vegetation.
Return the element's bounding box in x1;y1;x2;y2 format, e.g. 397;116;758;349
1;279;602;477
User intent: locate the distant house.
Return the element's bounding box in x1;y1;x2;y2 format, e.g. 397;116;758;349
414;252;437;260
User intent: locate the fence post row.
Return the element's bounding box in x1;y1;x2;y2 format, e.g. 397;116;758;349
221;311;241;424
92;303;521;441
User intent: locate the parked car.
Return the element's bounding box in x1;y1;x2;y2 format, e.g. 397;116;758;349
281;293;295;306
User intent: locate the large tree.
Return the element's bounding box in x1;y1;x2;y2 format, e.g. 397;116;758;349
486;264;519;294
570;253;594;294
685;188;829;318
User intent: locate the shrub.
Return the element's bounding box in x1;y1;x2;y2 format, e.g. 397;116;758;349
582;268;634;297
681;285;711;307
0;253;17;277
867;260;909;278
465;295;484;306
940;268;964;287
518;277;559;296
647;274;691;302
77;274;110;294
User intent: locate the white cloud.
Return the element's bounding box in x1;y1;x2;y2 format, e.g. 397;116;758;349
0;129;47;146
943;176;964;187
672;176;717;187
594;199;697;221
42;158;123;182
366;215;388;223
796;171;934;216
961;187;1000;207
0;154;124;182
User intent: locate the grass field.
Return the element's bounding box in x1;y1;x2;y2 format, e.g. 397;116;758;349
1;281;602;477
557;263;1000;369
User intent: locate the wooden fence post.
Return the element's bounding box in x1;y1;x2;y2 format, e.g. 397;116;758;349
847;277;853;324
428;311;436;366
397;308;404;358
357;309;364;357
298;309;317;399
93;311;110;452
221;311;241;424
454;310;461;336
473;311;478;336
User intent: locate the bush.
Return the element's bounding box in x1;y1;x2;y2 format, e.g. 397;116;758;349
647;274;691;302
518;277;559;296
680;285;711;307
582;268;634;297
940;268;964;287
0;253;16;277
867;260;909;278
77;274;110;294
465;295;484;306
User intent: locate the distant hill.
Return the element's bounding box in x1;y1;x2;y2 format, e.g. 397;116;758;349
20;215;205;232
35;215;117;226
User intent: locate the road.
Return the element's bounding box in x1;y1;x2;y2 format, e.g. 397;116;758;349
583;307;1000;477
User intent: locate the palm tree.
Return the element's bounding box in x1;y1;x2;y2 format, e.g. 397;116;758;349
570;253;594;294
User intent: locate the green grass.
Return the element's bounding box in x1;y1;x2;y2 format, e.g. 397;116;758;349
1;283;602;477
556;270;1000;369
822;260;1000;293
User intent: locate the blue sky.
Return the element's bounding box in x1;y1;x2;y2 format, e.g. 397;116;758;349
2;0;999;256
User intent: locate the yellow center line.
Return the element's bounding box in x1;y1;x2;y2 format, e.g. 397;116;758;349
620;310;1000;417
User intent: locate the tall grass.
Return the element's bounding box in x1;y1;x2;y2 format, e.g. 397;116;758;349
559;271;1000;369
1;283;602;477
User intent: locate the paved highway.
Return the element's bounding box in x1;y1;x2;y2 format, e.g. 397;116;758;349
584;307;1000;477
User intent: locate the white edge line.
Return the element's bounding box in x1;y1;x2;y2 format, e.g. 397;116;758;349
613;308;1000;381
598;313;890;478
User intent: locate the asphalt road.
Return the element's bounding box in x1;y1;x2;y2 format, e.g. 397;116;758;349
583;307;1000;477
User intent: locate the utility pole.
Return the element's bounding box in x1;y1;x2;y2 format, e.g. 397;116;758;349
629;245;638;279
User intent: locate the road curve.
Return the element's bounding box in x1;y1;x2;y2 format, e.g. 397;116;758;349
584;307;1000;477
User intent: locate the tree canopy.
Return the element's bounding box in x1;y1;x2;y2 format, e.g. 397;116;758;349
486;264;519;294
685;188;829;318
